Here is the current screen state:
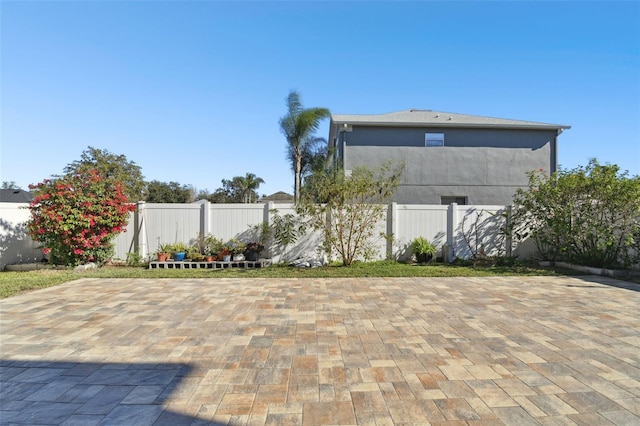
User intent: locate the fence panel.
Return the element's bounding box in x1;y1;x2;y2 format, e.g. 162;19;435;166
453;205;508;259
209;203;265;242
111;210;137;261
265;203;323;263
141;203;203;255
0;203;41;268
395;204;448;259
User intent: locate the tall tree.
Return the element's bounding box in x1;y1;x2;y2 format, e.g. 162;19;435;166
231;173;265;203
1;181;21;190
146;181;193;203
64;146;145;202
204;173;265;203
279;90;330;203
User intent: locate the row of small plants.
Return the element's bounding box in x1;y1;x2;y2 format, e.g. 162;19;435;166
155;234;439;265
155;235;264;262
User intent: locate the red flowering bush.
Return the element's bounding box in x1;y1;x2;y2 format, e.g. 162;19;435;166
26;169;135;266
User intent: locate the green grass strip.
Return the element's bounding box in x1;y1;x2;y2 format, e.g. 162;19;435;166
0;260;581;299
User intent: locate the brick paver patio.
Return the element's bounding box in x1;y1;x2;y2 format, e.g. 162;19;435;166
1;275;639;425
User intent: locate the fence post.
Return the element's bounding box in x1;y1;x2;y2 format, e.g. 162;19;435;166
201;200;211;237
136;201;148;260
387;202;397;260
264;202;274;256
447;203;458;262
264;202;274;226
506;204;513;257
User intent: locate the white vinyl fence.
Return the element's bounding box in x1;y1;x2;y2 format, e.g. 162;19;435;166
0;203;43;268
1;200;533;269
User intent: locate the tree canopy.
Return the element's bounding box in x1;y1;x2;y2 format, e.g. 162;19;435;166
1;181;21;190
146;181;194;203
279;90;330;203
63;146;146;202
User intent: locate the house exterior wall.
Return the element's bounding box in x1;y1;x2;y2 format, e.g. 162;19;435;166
339;126;557;205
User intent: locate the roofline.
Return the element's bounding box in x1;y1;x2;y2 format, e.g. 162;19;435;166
330;118;571;131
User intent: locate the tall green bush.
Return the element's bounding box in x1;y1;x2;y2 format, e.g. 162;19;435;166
512;159;640;268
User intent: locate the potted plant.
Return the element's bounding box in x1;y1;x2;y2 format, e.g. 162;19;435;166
204;235;224;260
186;247;204;261
204;251;216;262
411;237;436;264
155;243;172;262
226;238;247;261
244;242;264;261
170;243;188;261
218;247;232;262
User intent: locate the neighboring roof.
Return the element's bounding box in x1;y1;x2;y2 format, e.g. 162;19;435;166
259;191;294;203
0;189;33;203
331;109;570;131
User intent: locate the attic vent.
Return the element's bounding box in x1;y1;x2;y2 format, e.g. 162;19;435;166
435;114;439;118
447;116;452;121
409;109;432;112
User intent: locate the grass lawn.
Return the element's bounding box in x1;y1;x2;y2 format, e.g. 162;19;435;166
0;260;581;299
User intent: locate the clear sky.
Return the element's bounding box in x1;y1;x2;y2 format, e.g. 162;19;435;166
2;1;639;197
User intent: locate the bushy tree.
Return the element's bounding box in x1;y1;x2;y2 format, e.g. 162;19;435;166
146;180;194;203
64;146;145;202
2;181;21;190
279;90;330;203
228;173;265;203
204;173;265;203
26;169;135;266
512;159;640;268
298;163;402;266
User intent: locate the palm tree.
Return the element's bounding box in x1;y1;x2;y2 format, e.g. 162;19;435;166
279;90;330;203
300;136;330;179
232;173;265;203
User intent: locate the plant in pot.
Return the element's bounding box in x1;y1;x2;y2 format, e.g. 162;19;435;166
186;247;204;262
226;238;246;261
170;243;188;261
204;235;223;261
218;247;232;262
411;237;436;264
244;242;264;261
155;243;172;262
204;250;216;262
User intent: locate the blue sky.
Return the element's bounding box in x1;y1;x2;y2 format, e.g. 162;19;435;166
2;1;638;197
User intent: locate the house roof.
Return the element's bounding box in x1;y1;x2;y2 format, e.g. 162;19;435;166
331;109;570;131
0;189;33;203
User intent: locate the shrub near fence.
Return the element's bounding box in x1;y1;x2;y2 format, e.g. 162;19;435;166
1;200;534;268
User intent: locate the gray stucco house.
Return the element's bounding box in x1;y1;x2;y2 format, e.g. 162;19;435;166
328;109;570;205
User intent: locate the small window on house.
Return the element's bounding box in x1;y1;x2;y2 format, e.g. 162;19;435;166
441;196;467;205
425;133;444;147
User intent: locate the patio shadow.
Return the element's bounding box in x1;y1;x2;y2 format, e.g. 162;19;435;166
0;359;225;425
